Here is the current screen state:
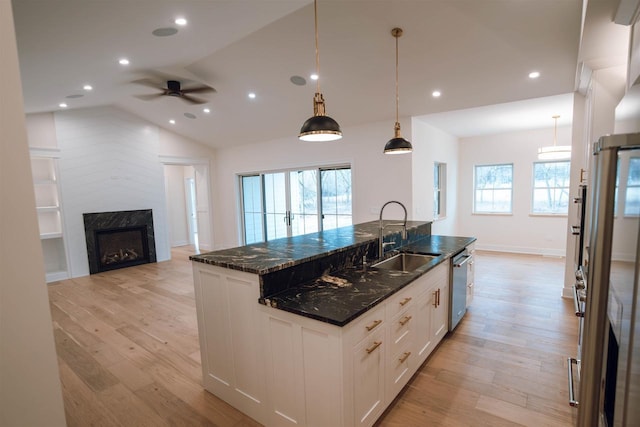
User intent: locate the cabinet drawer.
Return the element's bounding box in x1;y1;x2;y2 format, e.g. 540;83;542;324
348;304;385;345
387;341;414;399
385;285;416;320
388;305;415;357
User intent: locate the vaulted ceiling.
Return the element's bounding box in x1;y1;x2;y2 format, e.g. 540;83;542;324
13;0;584;148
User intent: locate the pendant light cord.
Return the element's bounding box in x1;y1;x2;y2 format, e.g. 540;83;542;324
314;0;320;94
395;30;399;124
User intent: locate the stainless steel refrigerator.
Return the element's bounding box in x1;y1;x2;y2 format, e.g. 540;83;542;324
577;132;640;426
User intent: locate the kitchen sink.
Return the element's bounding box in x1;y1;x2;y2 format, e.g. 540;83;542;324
371;252;439;272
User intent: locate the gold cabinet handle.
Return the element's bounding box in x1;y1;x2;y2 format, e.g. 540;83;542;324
438;288;441;307
365;319;382;331
399;315;412;326
366;341;382;354
399;297;412;306
399;351;411;363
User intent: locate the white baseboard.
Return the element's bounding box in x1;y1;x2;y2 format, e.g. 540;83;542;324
476;243;566;258
46;270;69;283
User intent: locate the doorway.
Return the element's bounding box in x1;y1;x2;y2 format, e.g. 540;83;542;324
162;160;212;255
185;177;198;249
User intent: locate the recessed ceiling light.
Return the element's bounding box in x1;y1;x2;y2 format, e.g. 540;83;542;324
310;74;319;81
152;27;178;37
118;58;130;66
203;108;211;113
184;112;196;119
528;71;540;79
248;92;256;99
83;84;93;91
59;103;68;108
169;119;176;124
432;90;441;98
174;17;187;26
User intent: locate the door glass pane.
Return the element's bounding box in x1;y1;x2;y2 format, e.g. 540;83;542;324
289;170;319;236
624;157;640;216
264;172;287;240
241;175;263;244
321;168;352;230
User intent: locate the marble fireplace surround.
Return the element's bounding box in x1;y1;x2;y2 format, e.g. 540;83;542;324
83;209;157;274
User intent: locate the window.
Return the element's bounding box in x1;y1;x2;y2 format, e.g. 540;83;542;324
624;157;640;216
473;164;513;213
241;175;264;244
434;162;446;219
320;167;352;230
532;161;570;214
240;166;352;244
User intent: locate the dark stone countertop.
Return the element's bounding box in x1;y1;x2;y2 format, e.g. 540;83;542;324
189;220;430;275
262;235;476;326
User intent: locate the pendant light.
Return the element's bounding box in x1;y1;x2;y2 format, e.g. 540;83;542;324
384;27;412;155
538;115;571;160
298;0;342;142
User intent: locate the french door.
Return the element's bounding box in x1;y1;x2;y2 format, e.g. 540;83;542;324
240;166;351;245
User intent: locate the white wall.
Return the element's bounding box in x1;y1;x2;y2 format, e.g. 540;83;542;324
457;126;572;256
411;119;459;235
54;107;170;277
26;112;58;149
24;107;216;277
212;118;413;248
0;1;66;425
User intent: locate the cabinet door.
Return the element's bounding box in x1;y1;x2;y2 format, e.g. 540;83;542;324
414;289;433;365
353;328;385;427
431;281;449;346
262;309;343;427
192;265;266;423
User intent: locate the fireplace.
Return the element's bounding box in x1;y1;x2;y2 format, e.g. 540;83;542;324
83;209;157;274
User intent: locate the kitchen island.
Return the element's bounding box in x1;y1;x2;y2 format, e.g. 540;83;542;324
190;221;475;427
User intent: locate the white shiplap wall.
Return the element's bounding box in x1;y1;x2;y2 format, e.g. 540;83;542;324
55;106;170;277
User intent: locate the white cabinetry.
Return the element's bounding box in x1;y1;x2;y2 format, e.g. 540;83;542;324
350;306;386;426
260;261;450;427
466;242;476;307
193;259;450;427
30;148;69;282
192;264;267;423
414;261;449;365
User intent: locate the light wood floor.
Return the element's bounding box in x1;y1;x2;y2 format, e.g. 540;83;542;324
48;248;578;427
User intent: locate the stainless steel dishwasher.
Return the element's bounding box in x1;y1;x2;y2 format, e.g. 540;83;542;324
451;249;472;330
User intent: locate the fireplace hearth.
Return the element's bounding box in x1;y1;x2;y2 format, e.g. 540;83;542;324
83;210;157;274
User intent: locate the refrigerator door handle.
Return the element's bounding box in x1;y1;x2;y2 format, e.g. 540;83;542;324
568;357;580;407
573;285;585;317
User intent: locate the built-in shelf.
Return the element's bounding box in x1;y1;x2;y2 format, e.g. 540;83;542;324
36;206;60;212
30;147;69;283
40;232;63;240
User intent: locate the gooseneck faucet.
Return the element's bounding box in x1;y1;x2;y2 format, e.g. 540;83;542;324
379;200;408;258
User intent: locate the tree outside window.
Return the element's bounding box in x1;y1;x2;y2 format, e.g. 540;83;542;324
624;157;640;216
474;164;513;213
532;161;570;214
239;166;352;244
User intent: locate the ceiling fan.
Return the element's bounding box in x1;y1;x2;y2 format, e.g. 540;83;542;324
132;78;215;105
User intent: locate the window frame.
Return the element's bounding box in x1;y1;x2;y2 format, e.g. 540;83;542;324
473;163;514;215
623;156;640;217
530;160;571;216
434;162;447;219
238;164;352;245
